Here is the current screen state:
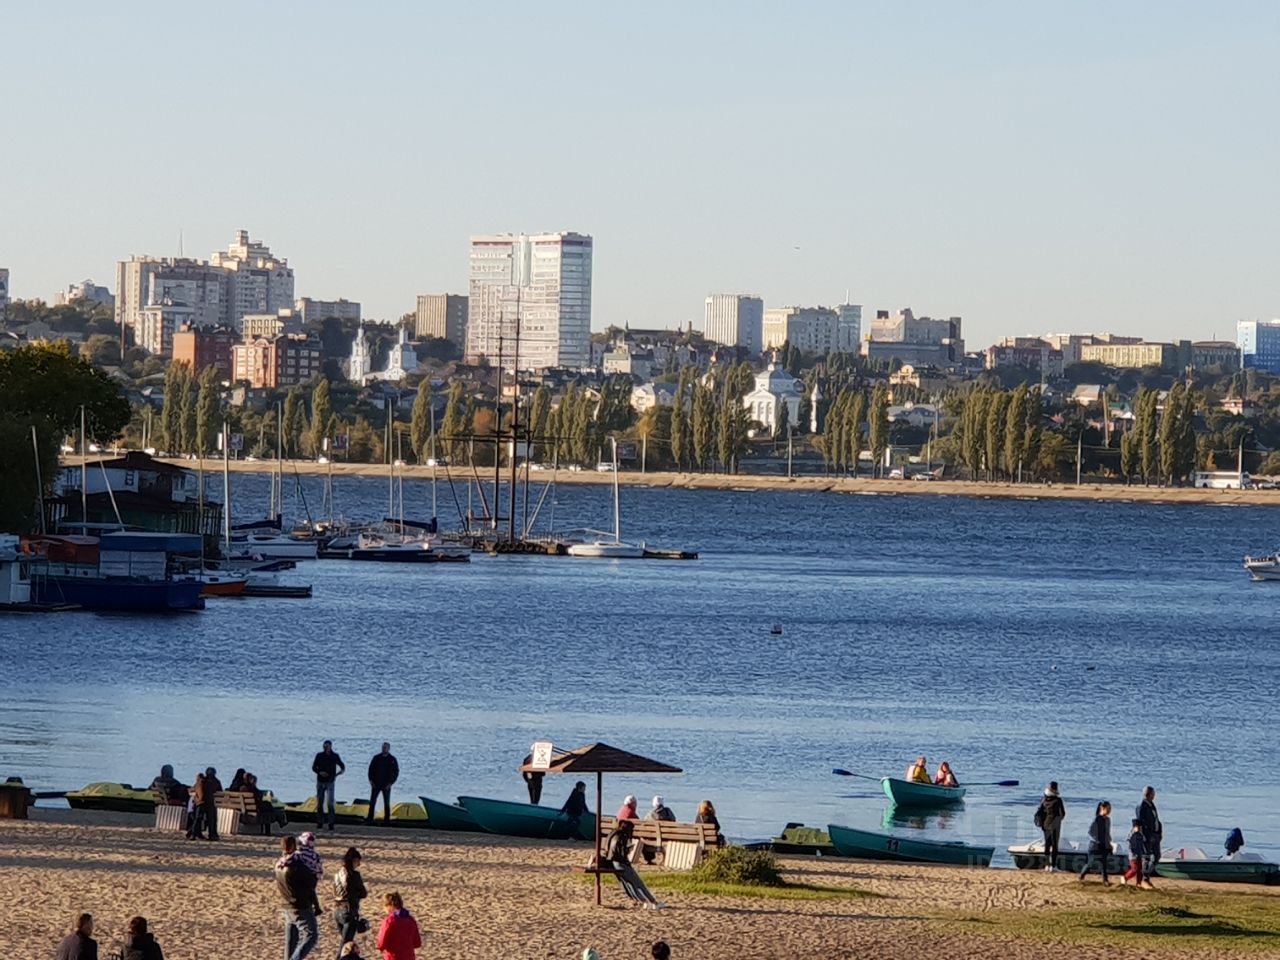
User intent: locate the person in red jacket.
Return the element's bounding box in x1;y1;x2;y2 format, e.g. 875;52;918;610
375;892;421;960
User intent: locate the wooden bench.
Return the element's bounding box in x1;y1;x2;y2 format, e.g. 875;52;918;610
213;791;273;835
596;816;720;870
152;789;187;832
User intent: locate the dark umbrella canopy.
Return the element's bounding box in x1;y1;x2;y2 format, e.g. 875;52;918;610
520;742;682;904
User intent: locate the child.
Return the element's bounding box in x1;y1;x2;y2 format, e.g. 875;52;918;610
1121;818;1149;887
1077;801;1112;883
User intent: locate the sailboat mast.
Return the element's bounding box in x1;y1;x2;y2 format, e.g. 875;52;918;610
493;331;503;532
429;401;437;523
80;406;87;532
612;436;620;542
222;423;231;556
275;401;284;521
31;426;46;534
508;293;520;542
386;406;394;522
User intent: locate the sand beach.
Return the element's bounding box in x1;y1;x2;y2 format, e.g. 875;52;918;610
5;809;1277;959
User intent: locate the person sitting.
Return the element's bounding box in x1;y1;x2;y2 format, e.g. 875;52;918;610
55;913;97;960
228;768;247;792
906;756;931;784
642;796;677;865
933;762;958;788
602;819;662;908
120;915;165;960
615;794;639;821
1226;827;1245;856
694;800;724;846
148;765;188;806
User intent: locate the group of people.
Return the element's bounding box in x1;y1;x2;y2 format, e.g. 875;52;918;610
1036;783;1169;887
906;756;958;787
149;763;286;839
55;912;164;960
311;740;403;829
274;833;422;960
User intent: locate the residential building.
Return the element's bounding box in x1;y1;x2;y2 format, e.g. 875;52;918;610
172;325;236;380
57;279;114;308
602;344;655;379
1237;320;1280;373
210;230;294;324
136;301;194;356
865;308;964;368
231;333;321;389
630;382;676;414
836;303;862;352
887;403;940;429
296;297;360;325
1078;340;1169;369
742;363;804;433
0;268;8;318
1191;340;1240;372
467;232;593;370
864;340;958;368
1220;397;1257;418
703;294;764;355
415;293;468;346
985;338;1064;377
241;313;297;340
762;306;840;353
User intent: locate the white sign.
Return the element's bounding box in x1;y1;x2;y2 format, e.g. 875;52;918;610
530;740;554;771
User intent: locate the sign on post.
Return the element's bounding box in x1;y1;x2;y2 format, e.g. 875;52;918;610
530;740;554;771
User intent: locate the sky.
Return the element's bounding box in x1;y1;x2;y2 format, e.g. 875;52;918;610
2;1;1278;346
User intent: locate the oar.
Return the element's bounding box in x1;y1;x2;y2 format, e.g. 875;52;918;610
963;780;1020;787
832;768;883;782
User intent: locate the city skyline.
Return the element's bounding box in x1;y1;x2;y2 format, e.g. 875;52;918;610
3;3;1278;345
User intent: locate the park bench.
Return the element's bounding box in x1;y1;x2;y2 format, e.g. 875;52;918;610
151;790;187;832
595;816;720;870
213;790;275;835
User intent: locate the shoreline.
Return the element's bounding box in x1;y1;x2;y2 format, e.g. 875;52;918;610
113;456;1280;507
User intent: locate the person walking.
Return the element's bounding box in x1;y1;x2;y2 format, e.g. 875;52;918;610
334;846;369;960
1077;801;1113;884
1035;782;1066;872
1120;819;1148;887
202;766;222;841
55;913;97;960
522;752;544;805
1136;786;1162;885
365;742;399;824
561;781;590;834
313;740;346;832
276;835;321;960
375;892;422;960
120;916;165;960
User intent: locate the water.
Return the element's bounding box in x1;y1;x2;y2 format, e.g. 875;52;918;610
2;473;1277;864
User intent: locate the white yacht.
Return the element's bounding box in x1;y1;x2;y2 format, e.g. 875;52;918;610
1243;553;1280;581
567;439;644;559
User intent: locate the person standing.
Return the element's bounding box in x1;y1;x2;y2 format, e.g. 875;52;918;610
313;740;346;832
365;742;399;824
522;753;544;805
120;916;165;960
186;772;207;840
202;766;222;841
375;892;422;960
55;913;97;960
561;781;590;834
334;846;369;960
1077;801;1113;884
1136;786;1162;886
276;835;321;960
1035;782;1066;872
1121;819;1148;887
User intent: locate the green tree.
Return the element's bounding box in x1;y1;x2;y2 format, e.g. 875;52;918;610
847;390;866;475
1004;383;1028;480
1138;388;1159;484
868;383;890;477
985;391;1010;480
282;388;306;459
1158;383;1183;484
442;381;466;462
409;379;431;463
774;391;791;439
194;366;220;457
691;382;714;471
527;385;552;457
309;378;332;459
158;361;186;453
1176;388;1199;481
1119;430;1137;483
176;365;196;455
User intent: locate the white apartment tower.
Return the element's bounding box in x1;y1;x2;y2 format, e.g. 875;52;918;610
466;232;593;370
704;294;764;355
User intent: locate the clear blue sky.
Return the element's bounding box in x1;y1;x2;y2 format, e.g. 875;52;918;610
3;1;1277;346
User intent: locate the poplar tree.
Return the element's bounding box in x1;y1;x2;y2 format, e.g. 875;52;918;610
670;369;689;471
442;380;466;462
847;390;866;475
194;366;220;457
868;382;890;477
1158;383;1182;485
409;378;431;462
177;365;196;455
1004;383;1028;480
527;385;551;454
309;378;332;459
691;383;713;471
985;391;1010;480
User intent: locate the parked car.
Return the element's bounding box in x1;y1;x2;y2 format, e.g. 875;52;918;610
596;462;617;472
888;468;904;480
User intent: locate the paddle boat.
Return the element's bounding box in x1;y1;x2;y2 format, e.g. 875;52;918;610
457;795;596;841
1155;848;1280;885
282;797;427;828
769;823;836;856
1008;839;1128;874
881;776;966;807
419;795;484;832
827;823;994;867
64;782;158;815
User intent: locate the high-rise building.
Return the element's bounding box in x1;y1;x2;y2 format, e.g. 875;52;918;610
296;297;361;325
1238;320;1280;374
136;302;195;356
703;294;764;355
762;306;841;353
57;279;114;308
836;303;862;352
467;232;592;370
210;230;294;323
415;293;468;346
0;268;9;319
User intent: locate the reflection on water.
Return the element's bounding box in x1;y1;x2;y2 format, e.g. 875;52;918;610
883;804;961;832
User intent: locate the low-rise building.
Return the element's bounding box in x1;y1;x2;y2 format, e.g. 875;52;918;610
1191;340;1240;371
630;382;677;413
172;325;236;379
742;363;804;433
296;297;360;325
984;338;1064;377
231;333;322;389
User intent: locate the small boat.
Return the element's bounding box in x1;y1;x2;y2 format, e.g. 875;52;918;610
566;438;645;560
65;782;157;815
1243;554;1280;581
1155;848;1280;885
419;795;484;832
770;822;836;856
345;533;470;563
192;571;248;597
827;823;994;866
228;532;319;561
882;777;966;807
457;795;596;841
281;796;428;828
1008;839;1128;873
26;533;206;611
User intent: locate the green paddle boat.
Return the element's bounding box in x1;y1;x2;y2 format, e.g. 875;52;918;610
881;777;966;807
419;795;483;832
827;823;993;866
457;795;595;841
1155;848;1279;885
65;782;157;815
770;823;836;856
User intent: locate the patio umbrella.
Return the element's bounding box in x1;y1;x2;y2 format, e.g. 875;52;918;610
519;742;681;904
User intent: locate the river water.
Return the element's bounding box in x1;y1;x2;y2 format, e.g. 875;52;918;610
2;473;1276;864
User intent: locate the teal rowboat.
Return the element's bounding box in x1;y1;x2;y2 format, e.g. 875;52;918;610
881;777;966;807
419;795;484;833
1155;851;1279;885
827;823;994;867
457;795;596;841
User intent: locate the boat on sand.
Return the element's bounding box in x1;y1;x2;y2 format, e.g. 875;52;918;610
1008;839;1128;873
1155;848;1279;884
457;795;595;841
827;823;993;866
419;795;483;832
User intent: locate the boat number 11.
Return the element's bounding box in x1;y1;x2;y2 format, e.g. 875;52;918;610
885;839;900;852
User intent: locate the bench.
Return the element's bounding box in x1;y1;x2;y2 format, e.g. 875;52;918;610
213;791;276;835
152;789;187;832
596;816;720;870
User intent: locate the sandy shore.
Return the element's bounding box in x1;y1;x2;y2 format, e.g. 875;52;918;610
110;456;1280;507
4;810;1275;959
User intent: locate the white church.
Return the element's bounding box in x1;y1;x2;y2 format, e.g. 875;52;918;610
347;324;419;385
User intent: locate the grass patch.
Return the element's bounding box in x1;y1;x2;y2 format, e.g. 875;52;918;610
645;872;877;901
938;888;1280;954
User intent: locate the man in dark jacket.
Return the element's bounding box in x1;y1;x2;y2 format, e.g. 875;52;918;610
276;835;320;960
148;765;188;807
202;766;222;841
364;741;400;824
312;740;345;832
120;915;164;960
55;913;97;960
1136;785;1162;878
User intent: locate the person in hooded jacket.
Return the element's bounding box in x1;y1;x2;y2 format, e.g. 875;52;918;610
1036;782;1067;872
642;796;676;865
148;765;187;807
334;846;369;959
120;916;164;960
276;835;321;960
375;891;422;960
186;772;207;840
201;766;222;841
1077;801;1113;883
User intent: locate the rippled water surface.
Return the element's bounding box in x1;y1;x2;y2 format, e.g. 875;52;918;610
2;473;1277;863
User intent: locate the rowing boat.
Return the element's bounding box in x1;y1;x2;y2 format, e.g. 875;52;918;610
881;777;966;807
827;823;993;866
457;795;596;841
419;795;483;832
1008;840;1128;873
1155;848;1280;885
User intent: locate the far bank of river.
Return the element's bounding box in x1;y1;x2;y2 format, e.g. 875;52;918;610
97;456;1280;507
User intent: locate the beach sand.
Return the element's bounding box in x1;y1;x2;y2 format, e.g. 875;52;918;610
4;810;1275;959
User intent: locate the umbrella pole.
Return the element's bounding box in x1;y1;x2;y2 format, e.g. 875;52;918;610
595;771;603;906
